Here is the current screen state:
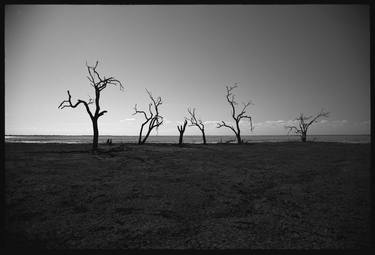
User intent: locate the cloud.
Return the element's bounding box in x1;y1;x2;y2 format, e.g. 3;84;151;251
254;119;293;127
359;120;370;125
324;120;349;126
204;120;220;124
174;120;222;127
265;120;287;126
204;120;221;127
253;119;351;129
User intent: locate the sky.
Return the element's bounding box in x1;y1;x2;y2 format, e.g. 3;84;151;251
5;4;370;136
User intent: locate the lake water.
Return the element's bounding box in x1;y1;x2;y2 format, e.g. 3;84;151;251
4;135;371;144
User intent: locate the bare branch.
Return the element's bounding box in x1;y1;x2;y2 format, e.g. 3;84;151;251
133;104;150;120
225;85;237;119
58;90;94;119
146;89;162;114
98;110;108;117
237;101;252;121
217;121;236;134
85;61;124;91
285;125;302;134
307;109;329;128
241;115;254;131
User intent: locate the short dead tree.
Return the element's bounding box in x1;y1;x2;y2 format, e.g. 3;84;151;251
177;119;188;145
285;109;329;142
188;108;206;144
133;89;163;144
58;61;123;151
217;84;253;144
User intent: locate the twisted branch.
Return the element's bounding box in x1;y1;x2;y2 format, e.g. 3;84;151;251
86;61;124;91
188;108;204;131
58;90;94;119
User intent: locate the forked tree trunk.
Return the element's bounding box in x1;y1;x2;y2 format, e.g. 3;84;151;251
177;120;188;145
141;128;153;144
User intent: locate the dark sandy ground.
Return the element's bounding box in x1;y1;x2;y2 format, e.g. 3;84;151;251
4;142;371;249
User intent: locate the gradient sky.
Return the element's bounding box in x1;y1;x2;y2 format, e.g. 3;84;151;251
5;4;370;136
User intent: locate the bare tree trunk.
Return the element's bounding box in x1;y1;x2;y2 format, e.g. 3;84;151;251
92;118;99;151
177;119;188;145
301;132;307;142
236;133;242;144
202;129;206;144
138;124;145;144
235;122;242;144
179;132;183;145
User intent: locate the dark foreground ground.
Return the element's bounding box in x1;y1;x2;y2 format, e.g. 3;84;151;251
4;142;371;249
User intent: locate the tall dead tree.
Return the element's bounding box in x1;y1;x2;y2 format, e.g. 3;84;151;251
285;110;329;142
188;108;206;144
58;61;123;151
217;84;253;144
177;119;188;145
133;89;163;144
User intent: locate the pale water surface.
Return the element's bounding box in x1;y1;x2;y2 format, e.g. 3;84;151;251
4;135;371;144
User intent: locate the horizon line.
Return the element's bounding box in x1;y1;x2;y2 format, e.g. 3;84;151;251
5;134;371;137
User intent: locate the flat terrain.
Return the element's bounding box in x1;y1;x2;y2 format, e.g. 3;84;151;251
5;142;370;249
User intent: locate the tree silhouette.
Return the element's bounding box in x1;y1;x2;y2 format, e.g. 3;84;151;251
285;109;329;142
188;108;206;144
217;84;253;144
58;61;123;151
133;89;163;144
177;119;188;145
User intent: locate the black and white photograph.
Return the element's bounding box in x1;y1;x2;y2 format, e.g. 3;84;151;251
4;3;371;249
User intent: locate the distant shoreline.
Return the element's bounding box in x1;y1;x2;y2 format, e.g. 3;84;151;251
4;134;370;144
4;141;371;145
4;134;371;137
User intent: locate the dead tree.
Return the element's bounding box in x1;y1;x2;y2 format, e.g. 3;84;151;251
133;89;163;144
285;109;329;142
58;61;123;151
217;84;253;144
177;119;188;145
188;108;206;144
